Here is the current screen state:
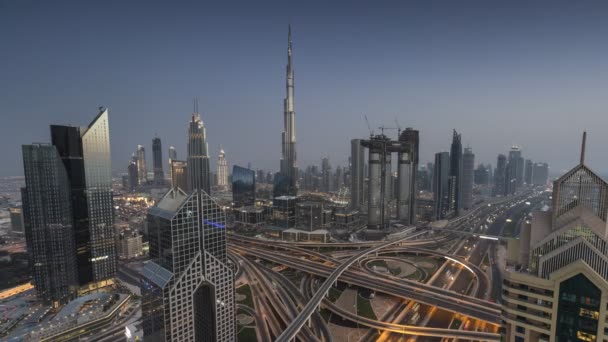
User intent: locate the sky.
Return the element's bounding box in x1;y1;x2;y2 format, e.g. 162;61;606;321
2;0;608;177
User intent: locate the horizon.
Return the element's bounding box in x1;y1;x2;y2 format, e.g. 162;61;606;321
2;1;608;176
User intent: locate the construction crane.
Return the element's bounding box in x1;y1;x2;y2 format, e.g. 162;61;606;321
364;115;374;138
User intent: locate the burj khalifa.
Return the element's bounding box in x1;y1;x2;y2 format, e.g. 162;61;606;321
277;25;298;196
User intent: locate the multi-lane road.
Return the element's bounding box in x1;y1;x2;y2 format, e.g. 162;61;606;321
230;190;545;341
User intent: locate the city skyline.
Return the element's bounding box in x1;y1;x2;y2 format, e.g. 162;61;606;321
2;1;608;177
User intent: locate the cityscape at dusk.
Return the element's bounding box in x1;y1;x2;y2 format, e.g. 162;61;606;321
2;1;608;342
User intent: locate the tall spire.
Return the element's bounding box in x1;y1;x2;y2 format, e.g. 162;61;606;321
580;131;587;165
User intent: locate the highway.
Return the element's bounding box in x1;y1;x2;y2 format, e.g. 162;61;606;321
228;191;539;341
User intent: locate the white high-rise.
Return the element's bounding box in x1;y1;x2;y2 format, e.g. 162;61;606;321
216;147;229;190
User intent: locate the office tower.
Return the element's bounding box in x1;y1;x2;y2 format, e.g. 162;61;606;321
321;157;331;192
532;162;549;186
433;152;450;219
493;154;507;196
350;139;365;209
168;146;177;166
9;206;24;233
128;159;138;191
502;133;608;341
474;163;490;185
170;160;189;192
187;102;211;195
152;137;164;185
137;145;148;185
397;128;419;224
335;165;343;190
21;144;78;303
142;189;235;341
461;147;474;210
448;130;463;214
507;146;524;192
232;165;255;208
50;108;116;287
277;25;298;197
427;162;434;191
524;159;533;186
216;147;229;190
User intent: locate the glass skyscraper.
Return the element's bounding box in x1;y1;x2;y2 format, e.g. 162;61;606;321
50;108;116;287
232;165;255;208
142;189;235;342
21;144;78;303
187;110;211;195
152;136;164;185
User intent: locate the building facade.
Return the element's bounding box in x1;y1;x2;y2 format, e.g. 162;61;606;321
449;130;463;214
433;152;450;220
216;147;229;190
277;26;298;197
187;107;211;195
142;189;235;342
137;145;148;185
502;133;608;342
152;137;164;185
50;108;116;289
232;165;255;208
9;206;24;233
462;147;475;210
21;144;78;303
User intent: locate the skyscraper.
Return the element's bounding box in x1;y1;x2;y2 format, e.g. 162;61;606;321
50;109;116;288
502;133;608;341
321;157;331;192
433;152;450;219
232;165;255;208
168;146;177;166
493;154;507;196
216;147;229;190
532;162;549;186
507;146;524;193
462;147;475;210
524;159;533;186
278;25;297;196
397;128;419;225
142;189;235;341
152;136;164;186
128;158;138;191
187;102;211;195
137;144;147;185
449;130;463;214
350;139;365;210
170;160;189;192
21;144;78;303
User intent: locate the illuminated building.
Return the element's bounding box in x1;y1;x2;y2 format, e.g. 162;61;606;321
187;101;211;195
137;144;148;185
168;146;176;167
170;160;188;192
216;147;229;190
50;108;116;289
502;132;608;342
142;189;235;341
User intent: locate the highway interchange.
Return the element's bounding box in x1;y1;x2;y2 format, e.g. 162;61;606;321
230;190;547;342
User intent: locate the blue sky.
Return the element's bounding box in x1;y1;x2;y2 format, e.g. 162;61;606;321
2;0;608;177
